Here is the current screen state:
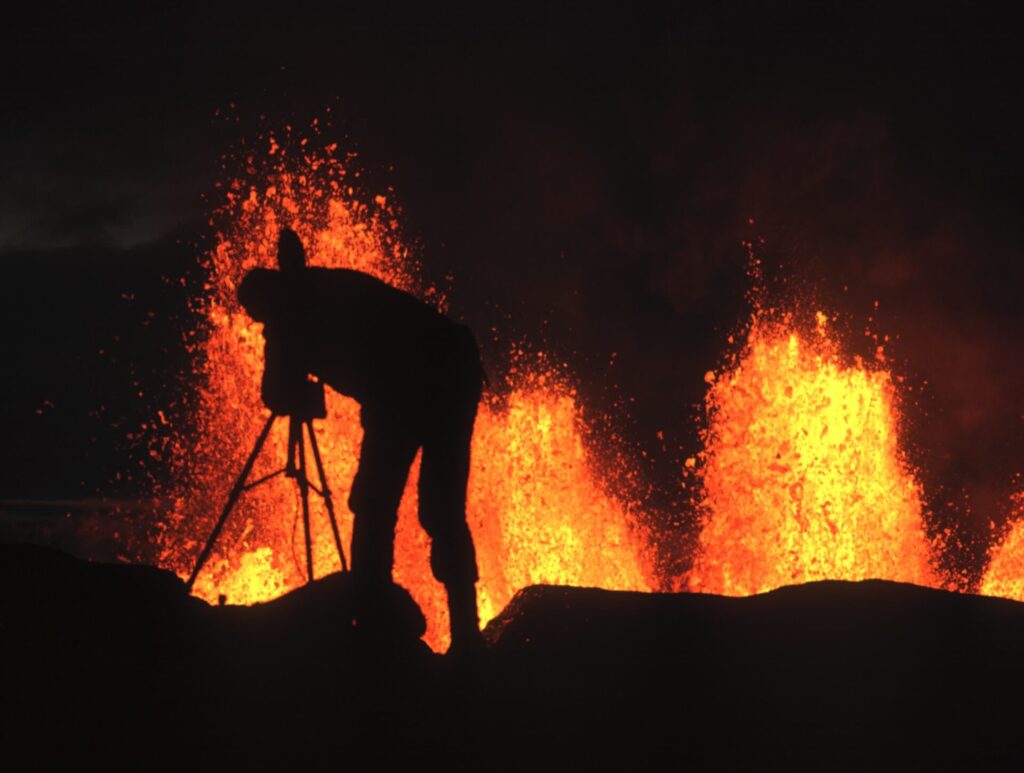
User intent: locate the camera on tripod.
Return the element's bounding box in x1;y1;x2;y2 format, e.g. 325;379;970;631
187;375;347;592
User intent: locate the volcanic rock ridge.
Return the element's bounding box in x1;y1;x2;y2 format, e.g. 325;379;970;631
3;544;1023;771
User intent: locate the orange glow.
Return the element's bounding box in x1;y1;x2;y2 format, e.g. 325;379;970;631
980;493;1024;601
156;130;653;650
687;312;940;595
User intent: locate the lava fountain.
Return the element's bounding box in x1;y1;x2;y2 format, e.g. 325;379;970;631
156;129;653;650
687;309;941;595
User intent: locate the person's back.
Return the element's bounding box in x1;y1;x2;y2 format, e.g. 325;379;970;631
300;267;459;406
243;265;467;412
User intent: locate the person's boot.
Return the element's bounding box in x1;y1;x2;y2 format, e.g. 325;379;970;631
446;582;485;659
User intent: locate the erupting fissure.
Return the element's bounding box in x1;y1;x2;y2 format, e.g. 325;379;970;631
156;129;653;650
152;125;1024;652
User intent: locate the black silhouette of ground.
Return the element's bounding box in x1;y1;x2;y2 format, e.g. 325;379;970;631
3;544;1023;771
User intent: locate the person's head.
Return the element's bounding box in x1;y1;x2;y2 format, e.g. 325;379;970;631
277;227;307;274
237;268;281;322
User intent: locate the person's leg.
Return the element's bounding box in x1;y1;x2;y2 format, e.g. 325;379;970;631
419;378;482;652
348;414;419;589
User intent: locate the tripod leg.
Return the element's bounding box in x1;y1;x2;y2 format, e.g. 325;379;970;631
286;416;301;477
306;421;349;573
295;419;315;582
187;413;278;592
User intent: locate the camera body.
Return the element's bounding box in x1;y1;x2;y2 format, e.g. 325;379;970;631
284;378;327;420
261;370;327;420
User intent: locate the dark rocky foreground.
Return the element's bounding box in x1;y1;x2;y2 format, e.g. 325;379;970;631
3;544;1024;771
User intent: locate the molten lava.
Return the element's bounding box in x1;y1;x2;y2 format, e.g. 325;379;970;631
157;130;653;650
980;493;1024;602
687;311;940;594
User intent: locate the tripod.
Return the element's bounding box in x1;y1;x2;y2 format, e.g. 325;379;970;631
185;412;348;592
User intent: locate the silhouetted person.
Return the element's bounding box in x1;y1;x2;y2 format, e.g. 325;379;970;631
238;228;486;654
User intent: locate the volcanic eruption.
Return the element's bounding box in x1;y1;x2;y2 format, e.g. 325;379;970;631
148;126;1024;653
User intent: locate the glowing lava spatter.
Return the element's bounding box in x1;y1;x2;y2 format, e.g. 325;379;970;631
157;127;653;650
687;310;941;595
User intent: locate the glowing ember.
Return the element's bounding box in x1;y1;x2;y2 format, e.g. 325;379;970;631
979;493;1024;601
687;311;940;595
157;127;653;650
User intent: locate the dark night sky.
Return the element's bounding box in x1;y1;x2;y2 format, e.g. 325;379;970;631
2;1;1024;577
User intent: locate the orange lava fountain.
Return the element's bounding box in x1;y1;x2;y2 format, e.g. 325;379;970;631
157;129;653;650
687;310;941;595
979;493;1024;601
